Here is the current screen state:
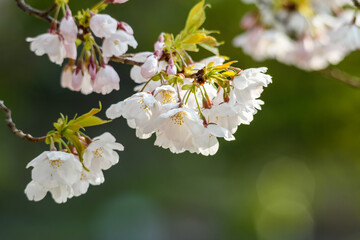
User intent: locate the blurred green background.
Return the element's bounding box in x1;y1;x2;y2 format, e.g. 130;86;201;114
1;0;360;239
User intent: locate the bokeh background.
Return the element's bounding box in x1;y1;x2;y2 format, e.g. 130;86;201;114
1;0;360;239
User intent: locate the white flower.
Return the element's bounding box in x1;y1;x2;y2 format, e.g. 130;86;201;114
141;55;159;79
233;67;272;90
71;133;123;197
130;52;153;83
90;14;118;38
83;132;124;171
152;107;206;154
60;16;78;43
290;35;346;71
196;124;235;156
25;151;82;203
106;92;160;139
26;33;66;65
102;30;138;57
61;65;74;89
203;102;243;134
233;28;294;62
64;41;77;60
332;23;360;52
93;65;120;95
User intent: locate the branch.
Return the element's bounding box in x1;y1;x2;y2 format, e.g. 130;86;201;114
0;101;47;143
320;67;360;89
110;54;144;66
15;0;56;24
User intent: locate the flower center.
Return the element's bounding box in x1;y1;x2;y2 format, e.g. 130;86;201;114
49;159;64;169
93;147;104;158
138;99;150;110
160;91;176;104
171;111;186;125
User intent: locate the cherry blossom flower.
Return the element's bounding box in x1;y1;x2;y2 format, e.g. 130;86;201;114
102;30;138;58
26;33;66;65
93;65;120;95
25;151;82;203
106;92;161;139
59;16;78;43
90;14;118;38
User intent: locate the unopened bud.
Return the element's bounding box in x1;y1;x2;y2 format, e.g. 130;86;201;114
166;58;177;75
117;21;134;35
141;55;159;79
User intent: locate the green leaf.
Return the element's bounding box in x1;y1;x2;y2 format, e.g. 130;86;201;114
67;102;110;132
199;43;219;55
182;33;209;44
184;1;208;33
181;43;199;52
182;84;193;91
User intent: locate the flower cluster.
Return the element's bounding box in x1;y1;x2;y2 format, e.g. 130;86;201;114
25;105;123;203
106;1;272;155
26;0;136;95
233;0;359;71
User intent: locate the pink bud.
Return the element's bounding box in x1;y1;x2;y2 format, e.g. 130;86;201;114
72;70;83;91
72;64;83;91
117;21;134;35
88;58;97;81
166;58;177;75
158;33;165;42
154;50;163;59
108;0;129;4
141;55;159;79
154;41;165;52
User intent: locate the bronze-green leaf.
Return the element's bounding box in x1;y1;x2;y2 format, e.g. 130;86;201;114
184;1;208;34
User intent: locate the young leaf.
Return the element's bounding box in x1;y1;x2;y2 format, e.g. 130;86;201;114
184;1;207;33
67;102;110;131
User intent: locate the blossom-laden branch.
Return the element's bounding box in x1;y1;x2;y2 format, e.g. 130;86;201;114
15;0;57;23
0;100;47;143
321;68;360;89
110;54;143;66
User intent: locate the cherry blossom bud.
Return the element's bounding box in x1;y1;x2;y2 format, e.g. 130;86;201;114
60;16;78;43
107;0;129;4
166;58;177;75
93;65;120;95
88;57;97;81
90;14;118;38
158;33;165;43
141;55;159;79
72;65;84;91
154;41;165;52
154;33;165;52
117;21;134;35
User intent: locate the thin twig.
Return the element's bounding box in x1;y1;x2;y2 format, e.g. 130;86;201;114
0;101;47;143
320;67;360;89
110;54;144;66
15;0;56;24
